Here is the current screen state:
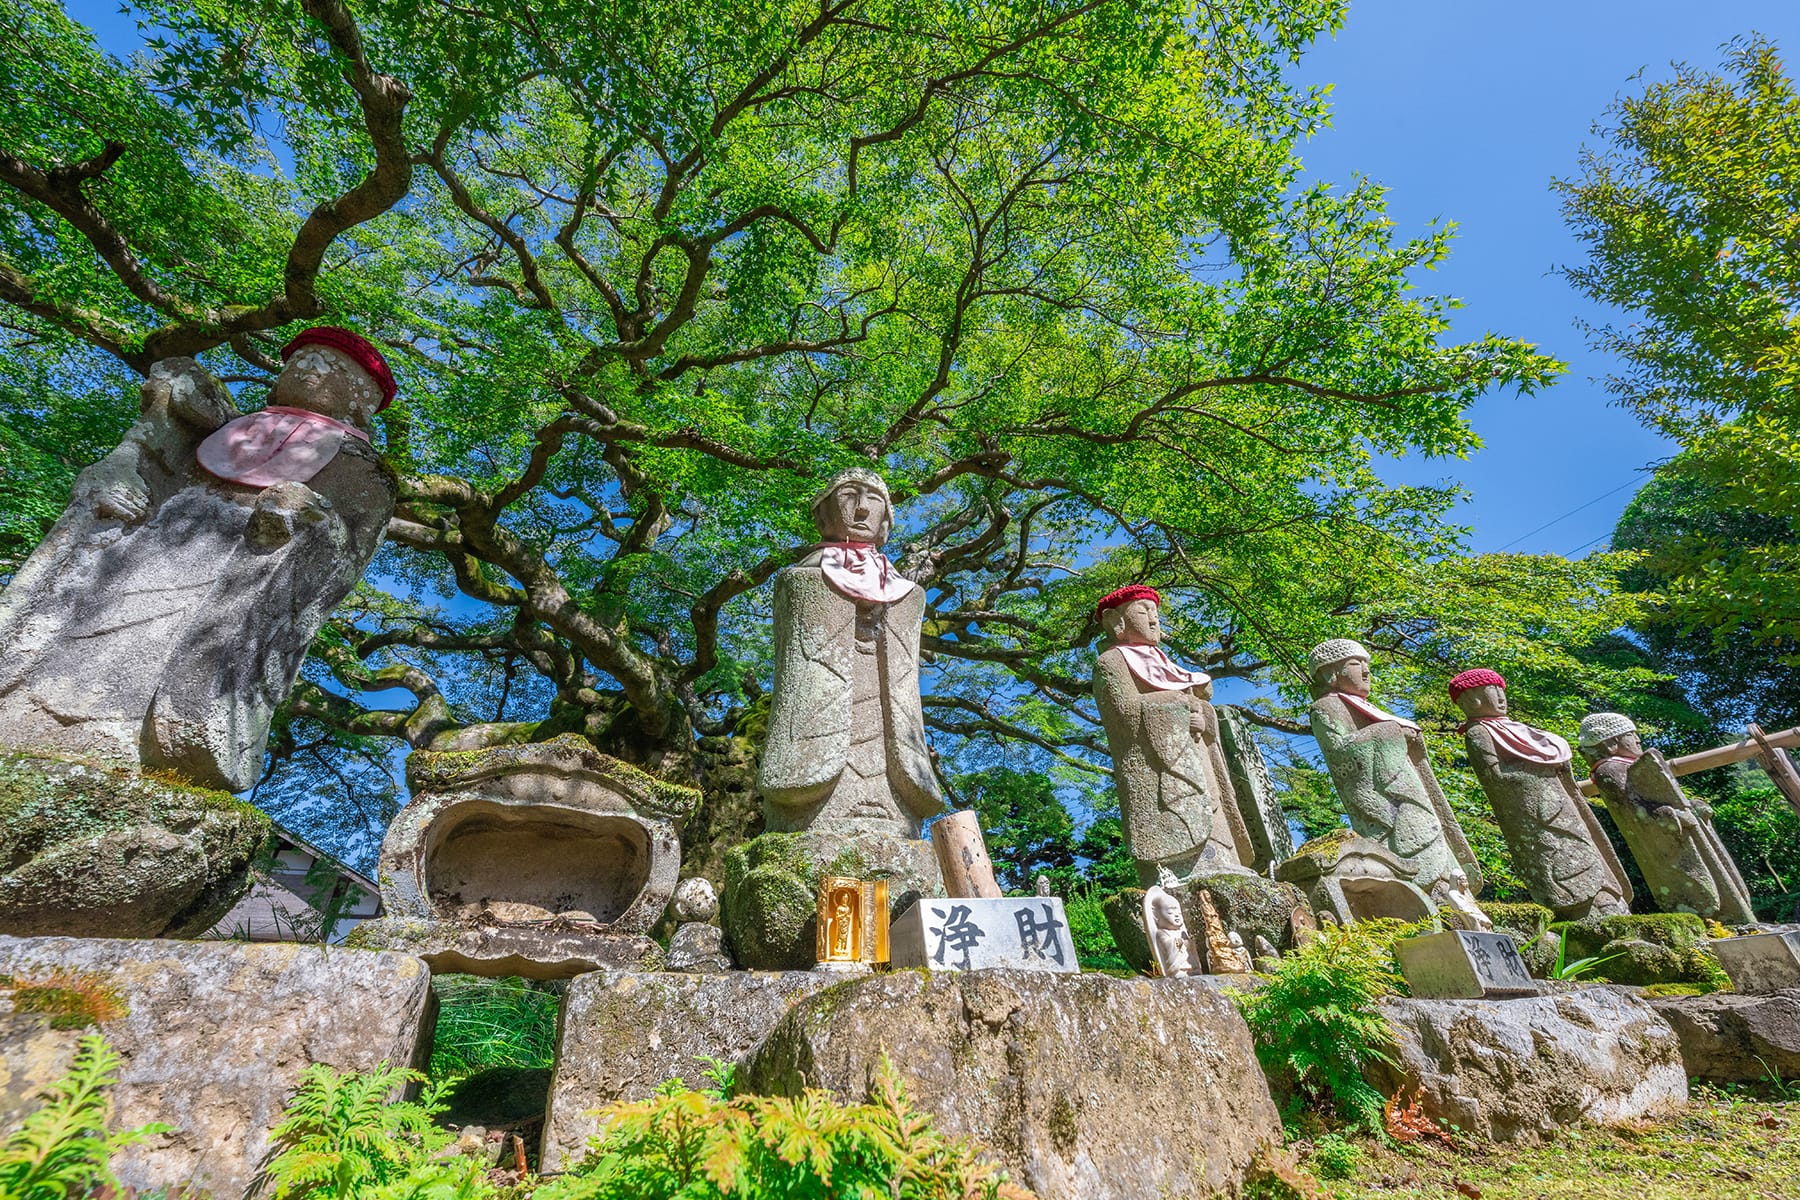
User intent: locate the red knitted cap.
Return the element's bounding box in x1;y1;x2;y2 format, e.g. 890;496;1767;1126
282;326;396;411
1448;668;1506;700
1094;584;1160;624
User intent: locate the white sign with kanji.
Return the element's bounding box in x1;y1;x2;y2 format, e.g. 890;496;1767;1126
889;897;1081;974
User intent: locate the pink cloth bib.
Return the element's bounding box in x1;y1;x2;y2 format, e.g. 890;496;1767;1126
1463;716;1572;766
197;406;370;488
1331;692;1418;731
818;542;917;603
1112;642;1211;691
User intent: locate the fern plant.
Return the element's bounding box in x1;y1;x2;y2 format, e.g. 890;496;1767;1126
537;1054;1033;1200
258;1061;461;1199
0;1035;169;1200
1232;918;1421;1132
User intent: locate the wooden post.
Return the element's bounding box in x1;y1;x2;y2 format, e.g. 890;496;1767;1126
1578;723;1800;797
1748;723;1800;818
932;810;1003;898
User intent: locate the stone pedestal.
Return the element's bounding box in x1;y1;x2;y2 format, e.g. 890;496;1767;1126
1276;830;1436;925
353;736;696;978
0;936;432;1197
889;897;1079;973
0;753;269;939
1709;931;1800;994
741;970;1283;1200
1394;930;1539;999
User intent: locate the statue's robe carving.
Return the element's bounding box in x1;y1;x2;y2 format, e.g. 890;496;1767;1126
757;558;941;836
1592;749;1756;924
0;358;394;791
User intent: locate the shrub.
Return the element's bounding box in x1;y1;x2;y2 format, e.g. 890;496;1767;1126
0;1035;169;1199
1061;887;1132;974
259;1061;466;1199
1308;1132;1359;1180
1231;918;1420;1132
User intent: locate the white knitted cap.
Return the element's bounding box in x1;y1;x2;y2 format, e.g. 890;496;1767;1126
1308;638;1370;675
1577;711;1637;748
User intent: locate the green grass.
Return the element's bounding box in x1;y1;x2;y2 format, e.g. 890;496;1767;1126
1304;1086;1800;1199
428;975;561;1080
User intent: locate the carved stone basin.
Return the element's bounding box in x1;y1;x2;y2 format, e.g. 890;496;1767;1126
350;735;699;978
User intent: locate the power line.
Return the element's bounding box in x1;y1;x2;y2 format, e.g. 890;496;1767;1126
1494;475;1644;552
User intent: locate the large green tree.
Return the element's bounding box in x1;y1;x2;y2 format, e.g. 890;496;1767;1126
1;0;1640;866
1558;35;1800;666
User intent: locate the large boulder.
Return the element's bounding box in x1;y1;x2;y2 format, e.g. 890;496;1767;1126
0;936;433;1197
741;970;1282;1200
1553;913;1725;988
721;830;939;969
1642;988;1800;1082
543;968;837;1171
0;753;270;938
1371;987;1686;1143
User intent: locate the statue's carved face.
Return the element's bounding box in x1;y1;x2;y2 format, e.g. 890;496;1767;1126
1151;892;1184;931
1455;683;1507;719
273;345;383;429
1329;656;1372;697
816;480;891;544
1585;731;1643;762
1103;598;1161;646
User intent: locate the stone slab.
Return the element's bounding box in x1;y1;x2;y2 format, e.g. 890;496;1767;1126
1371;987;1686;1143
542;968;836;1172
1643;988;1800;1082
741;969;1282;1200
0;936;433;1196
890;897;1078;973
1395;930;1539;999
347;918;662;980
1709;931;1800;994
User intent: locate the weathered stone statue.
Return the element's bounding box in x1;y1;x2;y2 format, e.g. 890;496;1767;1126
1442;868;1494;932
1142;882;1204;977
1092;585;1253;884
757;468;942;836
1308;639;1483;902
1452;670;1631;921
0;329;397;791
1579;712;1757;924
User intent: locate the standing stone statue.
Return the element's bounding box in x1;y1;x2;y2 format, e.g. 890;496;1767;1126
0;328;397;791
1142;882;1204;977
1308;639;1482;902
1579;712;1757;924
1091;585;1254;885
757;468;943;835
1451;670;1631;920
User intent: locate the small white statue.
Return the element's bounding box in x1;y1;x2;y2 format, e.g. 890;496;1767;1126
1442;867;1493;932
1142;883;1203;978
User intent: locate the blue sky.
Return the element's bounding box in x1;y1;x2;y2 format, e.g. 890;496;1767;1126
1292;3;1800;556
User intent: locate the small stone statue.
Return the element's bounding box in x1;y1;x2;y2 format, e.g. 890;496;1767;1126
1579;712;1757;924
1442;867;1493;932
1452;670;1631;921
757;469;943;836
0;329;397;791
1034;874;1052;898
1308;639;1483;903
1091;585;1254;884
1142;883;1203;977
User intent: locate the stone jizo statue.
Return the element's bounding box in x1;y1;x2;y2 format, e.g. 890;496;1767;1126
757;468;943;836
1579;712;1756;924
1142;883;1203;977
1442;868;1493;932
0;328;397;791
1452;670;1631;921
1091;585;1253;885
1307;638;1483;902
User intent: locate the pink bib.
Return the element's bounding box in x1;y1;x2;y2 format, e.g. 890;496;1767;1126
818;542;917;603
197;406;370;488
1112;642;1211;691
1464;716;1571;765
1332;692;1418;731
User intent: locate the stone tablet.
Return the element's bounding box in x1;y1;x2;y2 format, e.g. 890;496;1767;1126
1709;931;1800;995
889;897;1079;973
1394;929;1539;999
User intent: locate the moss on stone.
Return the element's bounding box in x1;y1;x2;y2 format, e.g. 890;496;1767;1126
1483;901;1554;941
403;734;701;821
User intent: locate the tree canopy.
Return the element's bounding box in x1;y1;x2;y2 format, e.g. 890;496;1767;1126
1;0;1651;866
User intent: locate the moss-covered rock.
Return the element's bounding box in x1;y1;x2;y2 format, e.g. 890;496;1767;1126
0;752;270;937
1485;901;1554;942
1550;913;1725;987
1101;889;1152;973
1187;872;1306;952
720;830;940;970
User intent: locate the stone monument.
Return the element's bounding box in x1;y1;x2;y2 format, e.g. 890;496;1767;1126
723;469;945;969
1451;669;1631;921
1142;881;1204;977
1090;585;1254;884
0;329;398;792
1307;638;1483;902
1579;712;1757;924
